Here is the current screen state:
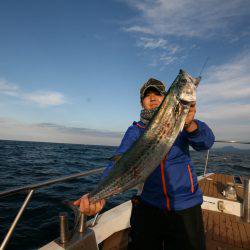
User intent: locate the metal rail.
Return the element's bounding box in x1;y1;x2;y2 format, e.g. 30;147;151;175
0;167;105;198
0;190;34;250
0;167;105;250
202;140;250;176
215;140;250;144
203;150;210;176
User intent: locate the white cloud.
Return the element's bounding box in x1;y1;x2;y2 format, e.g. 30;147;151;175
0;79;19;96
0;118;122;146
135;37;180;67
137;37;179;54
195;51;250;141
122;0;249;68
124;0;249;38
137;37;167;49
0;79;66;107
198;103;250;121
211;124;250;142
123;26;154;35
159;54;177;65
25;91;66;107
198;52;250;103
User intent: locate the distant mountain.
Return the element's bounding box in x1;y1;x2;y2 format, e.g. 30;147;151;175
213;146;243;152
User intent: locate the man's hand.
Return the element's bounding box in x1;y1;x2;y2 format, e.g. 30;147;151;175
73;194;105;216
184;103;198;133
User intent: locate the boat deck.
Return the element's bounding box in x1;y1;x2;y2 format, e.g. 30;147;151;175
199;173;244;200
101;173;250;250
200;173;250;249
202;210;250;249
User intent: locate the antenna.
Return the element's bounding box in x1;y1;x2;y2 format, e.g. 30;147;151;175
199;57;209;77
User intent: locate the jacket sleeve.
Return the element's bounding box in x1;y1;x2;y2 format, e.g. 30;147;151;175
183;119;215;151
102;125;140;178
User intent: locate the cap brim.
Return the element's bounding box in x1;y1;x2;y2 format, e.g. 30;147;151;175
141;86;165;99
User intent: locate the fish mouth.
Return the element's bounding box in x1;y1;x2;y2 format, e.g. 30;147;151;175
179;99;190;106
179;96;196;107
178;90;196;103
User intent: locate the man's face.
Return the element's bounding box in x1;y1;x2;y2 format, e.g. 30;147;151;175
142;89;164;110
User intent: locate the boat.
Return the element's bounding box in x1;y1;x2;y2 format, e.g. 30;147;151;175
0;141;249;250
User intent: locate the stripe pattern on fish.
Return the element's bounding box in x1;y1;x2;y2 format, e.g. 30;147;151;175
89;69;201;203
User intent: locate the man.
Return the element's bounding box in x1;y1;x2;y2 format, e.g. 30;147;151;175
74;78;215;249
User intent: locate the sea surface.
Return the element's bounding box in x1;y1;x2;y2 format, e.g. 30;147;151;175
0;139;249;250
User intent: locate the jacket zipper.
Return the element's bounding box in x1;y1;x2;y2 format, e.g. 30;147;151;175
187;164;194;193
160;155;170;211
135;123;146;129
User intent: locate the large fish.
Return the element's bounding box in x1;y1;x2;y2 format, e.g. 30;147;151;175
88;69;200;203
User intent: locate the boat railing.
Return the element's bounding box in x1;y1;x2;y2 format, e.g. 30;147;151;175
0;167;105;250
203;140;250;176
1;140;250;250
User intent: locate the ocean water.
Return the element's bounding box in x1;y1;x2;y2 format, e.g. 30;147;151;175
0;139;249;250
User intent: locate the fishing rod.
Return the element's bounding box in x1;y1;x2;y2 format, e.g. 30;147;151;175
199;57;209;77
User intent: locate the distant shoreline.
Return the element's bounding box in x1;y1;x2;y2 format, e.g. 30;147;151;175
0;138;117;148
1;139;250;152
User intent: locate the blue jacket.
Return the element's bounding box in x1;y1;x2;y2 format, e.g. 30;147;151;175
103;119;215;211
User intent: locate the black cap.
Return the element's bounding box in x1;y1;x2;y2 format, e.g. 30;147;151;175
140;78;166;100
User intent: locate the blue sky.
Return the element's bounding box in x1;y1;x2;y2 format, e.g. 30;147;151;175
0;0;250;145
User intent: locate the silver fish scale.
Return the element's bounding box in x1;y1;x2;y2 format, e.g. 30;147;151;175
89;70;199;203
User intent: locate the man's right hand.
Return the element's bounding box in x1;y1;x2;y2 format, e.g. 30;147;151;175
73;194;105;216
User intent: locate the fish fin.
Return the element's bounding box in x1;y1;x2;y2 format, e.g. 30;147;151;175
109;154;123;162
194;76;201;87
135;182;144;195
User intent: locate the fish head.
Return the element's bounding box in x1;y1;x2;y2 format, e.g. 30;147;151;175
175;69;200;104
